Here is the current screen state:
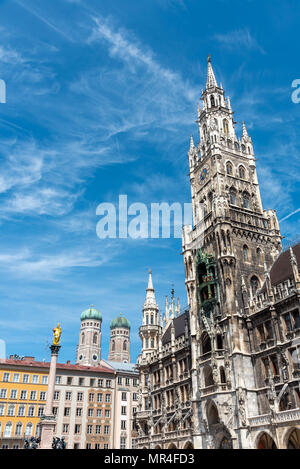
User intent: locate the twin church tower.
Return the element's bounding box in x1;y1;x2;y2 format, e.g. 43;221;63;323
76;306;131;365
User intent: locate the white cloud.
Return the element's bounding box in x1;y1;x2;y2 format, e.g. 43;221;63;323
212;29;266;54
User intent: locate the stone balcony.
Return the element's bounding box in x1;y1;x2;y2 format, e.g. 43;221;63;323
248;408;300;427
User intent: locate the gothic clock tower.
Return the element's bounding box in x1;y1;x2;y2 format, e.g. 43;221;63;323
182;56;282;448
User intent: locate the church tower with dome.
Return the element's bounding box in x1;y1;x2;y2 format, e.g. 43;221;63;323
108;314;131;363
76;305;102;366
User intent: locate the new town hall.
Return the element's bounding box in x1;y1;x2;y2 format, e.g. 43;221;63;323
133;57;300;449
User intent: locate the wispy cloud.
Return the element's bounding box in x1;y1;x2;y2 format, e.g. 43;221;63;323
212;28;266;54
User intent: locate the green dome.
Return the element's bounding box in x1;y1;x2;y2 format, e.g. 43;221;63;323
110;314;130;330
80;306;102;322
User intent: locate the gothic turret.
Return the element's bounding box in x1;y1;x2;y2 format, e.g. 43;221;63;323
139;269;160;359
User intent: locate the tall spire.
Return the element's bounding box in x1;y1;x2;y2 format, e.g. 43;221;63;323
206;55;217;89
242;121;249;138
189;133;195;152
144;268;157;307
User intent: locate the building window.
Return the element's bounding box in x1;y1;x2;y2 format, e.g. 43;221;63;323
38;407;44;417
65;391;72;400
121;406;126;415
41;376;48;385
104;425;109;435
28;406;35;417
79;378;84;386
25;422;32;436
93;333;98;345
30;391;37;400
40;391;46;400
242;192;250;209
20;390;27;400
13;374;20;383
133;393;138;401
95;425;101;434
87;425;93;434
76;408;82;416
98;379;103;387
53;391;60;401
243;245;249;261
67;377;72;385
0;389;7;398
229;189;237;205
120;437;126;449
63;424;69;433
15;423;22;435
118;377;122;385
89;393;94;402
96;409;102;417
121;420;126;430
125;377;130;386
74;424;81;434
239;166;245;179
123;340;127;351
97;393;103;403
105;394;111;403
226;162;233;175
77;392;83;401
64;407;70;416
4;423;12;437
7;405;15;416
133;378;138;387
23;374;29;383
52;407;58;416
32;375;39;384
106;380;111;388
55;376;61;384
121;392;127;401
105;409;110;418
3;373;10;382
223;119;229;134
17;405;25;417
112;340;115;351
88;408;93;417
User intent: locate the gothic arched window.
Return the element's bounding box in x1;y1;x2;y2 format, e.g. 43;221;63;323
243;245;249;261
250;276;260;296
93;333;97;344
239;166;245;179
210;95;215;107
220;366;226;383
257;248;261;264
81;333;85;345
242;192;250;209
112;340;115;351
226;162;233;175
241;144;246;153
223;119;229;134
229;188;237;205
123;340;127;351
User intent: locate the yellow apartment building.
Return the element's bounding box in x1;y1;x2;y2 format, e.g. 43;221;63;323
0;356;49;449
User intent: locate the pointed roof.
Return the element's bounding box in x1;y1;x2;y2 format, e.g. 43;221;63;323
206;55;217;89
242;121;249;138
143;269;158;309
189;134;195;152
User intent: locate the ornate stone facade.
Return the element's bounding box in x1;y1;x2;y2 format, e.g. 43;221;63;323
134;57;300;449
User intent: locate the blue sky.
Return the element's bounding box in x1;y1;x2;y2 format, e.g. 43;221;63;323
0;0;299;364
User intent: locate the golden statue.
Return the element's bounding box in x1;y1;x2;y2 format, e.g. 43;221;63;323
52;323;62;346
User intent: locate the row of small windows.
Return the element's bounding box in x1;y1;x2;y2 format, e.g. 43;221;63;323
111;340;128;351
81;332;99;345
0;403;44;417
1;373;48;384
226;162;247;179
0;422;36;438
229;189;250;209
54;376;111;388
0;389;46;400
53;390;112;402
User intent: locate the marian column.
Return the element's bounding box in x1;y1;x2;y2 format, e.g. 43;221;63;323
39;323;62;450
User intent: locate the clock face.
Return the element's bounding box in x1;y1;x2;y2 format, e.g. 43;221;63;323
199;166;209;184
